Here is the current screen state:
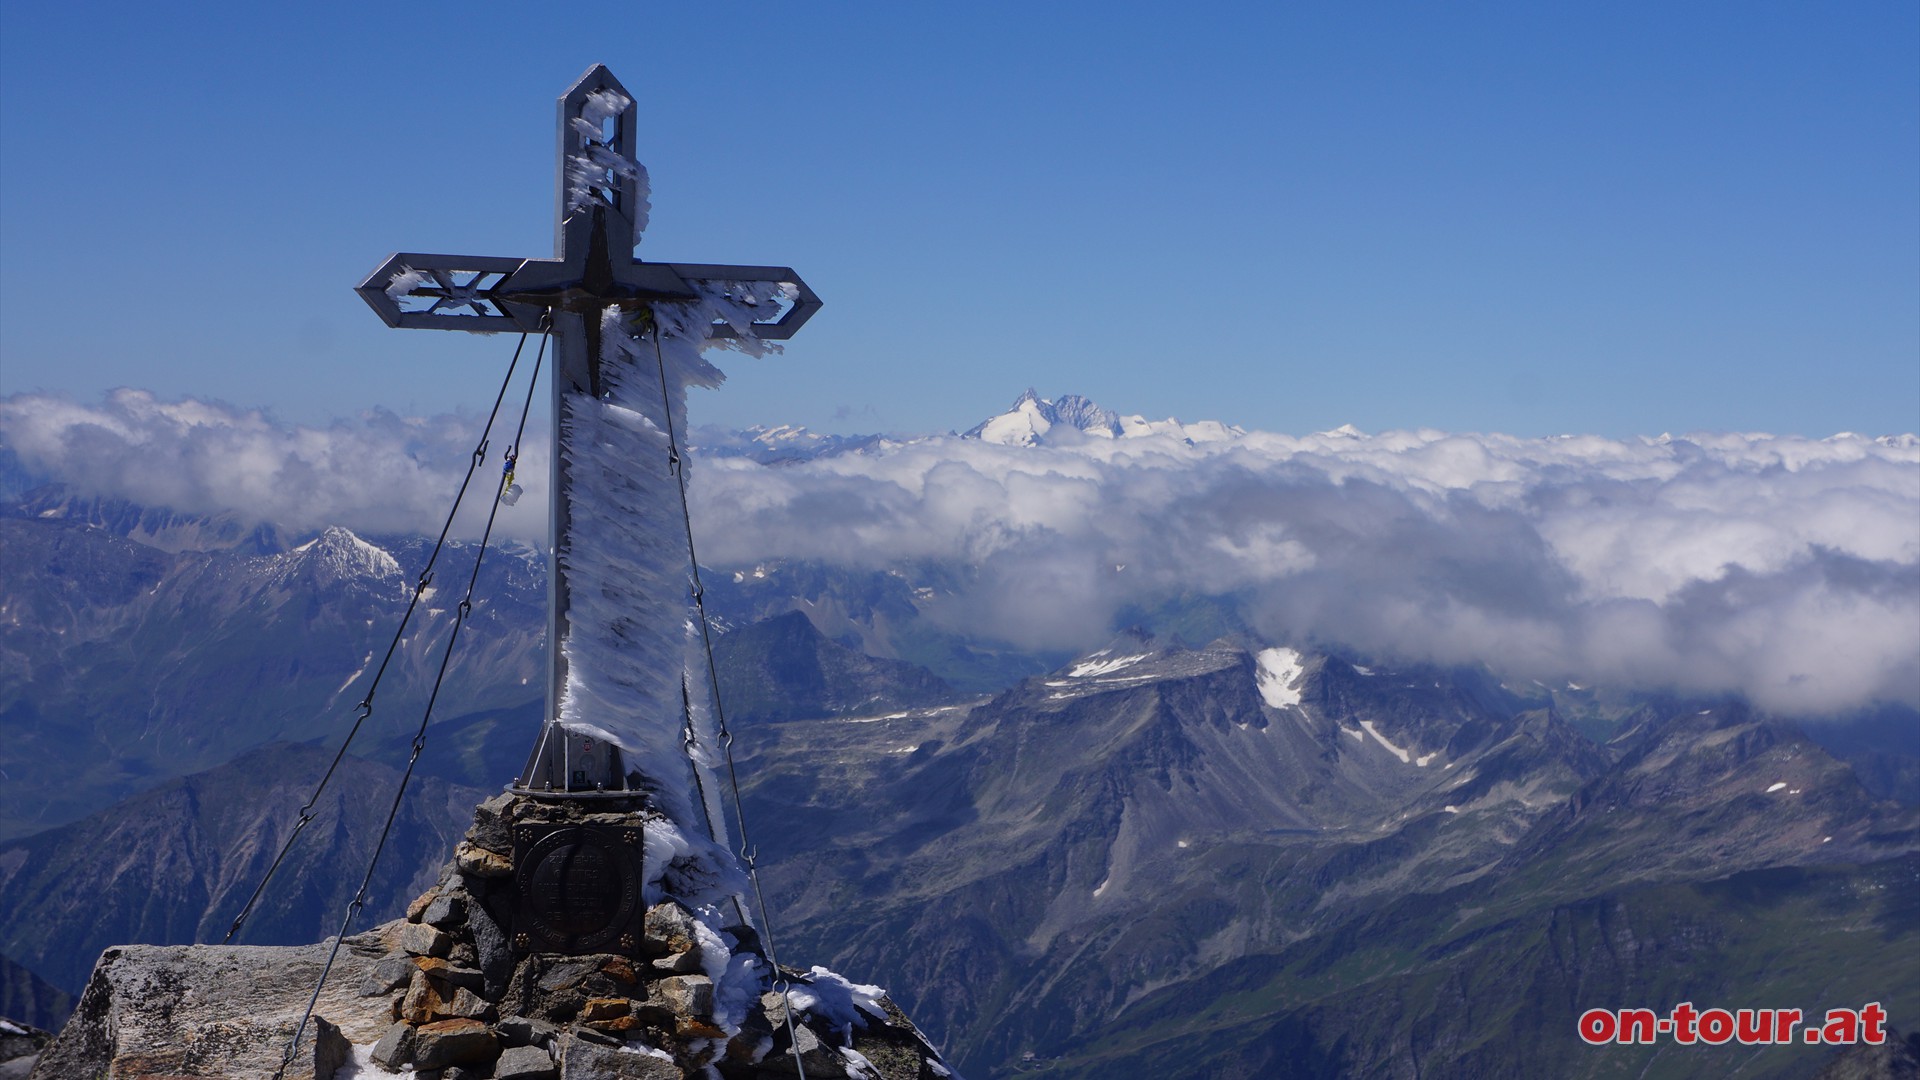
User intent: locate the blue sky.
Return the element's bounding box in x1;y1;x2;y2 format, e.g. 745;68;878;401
2;1;1915;438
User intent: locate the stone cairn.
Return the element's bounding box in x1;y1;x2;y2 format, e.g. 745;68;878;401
362;792;953;1080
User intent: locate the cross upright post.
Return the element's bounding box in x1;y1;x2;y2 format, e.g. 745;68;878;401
356;65;819;805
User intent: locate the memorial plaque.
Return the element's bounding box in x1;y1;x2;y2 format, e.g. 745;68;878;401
511;823;644;955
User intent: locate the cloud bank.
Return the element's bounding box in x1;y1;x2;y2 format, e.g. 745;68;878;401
689;423;1920;715
5;390;1916;714
0;389;552;544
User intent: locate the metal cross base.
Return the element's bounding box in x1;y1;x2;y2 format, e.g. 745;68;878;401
514;722;641;798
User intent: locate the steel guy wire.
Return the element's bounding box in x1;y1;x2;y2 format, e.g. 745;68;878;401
646;312;807;1079
275;328;547;1076
220;329;539;947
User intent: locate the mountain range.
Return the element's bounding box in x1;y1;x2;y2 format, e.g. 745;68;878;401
2;397;1917;1077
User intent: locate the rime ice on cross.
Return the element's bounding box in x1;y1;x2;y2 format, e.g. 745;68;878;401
356;65;819;800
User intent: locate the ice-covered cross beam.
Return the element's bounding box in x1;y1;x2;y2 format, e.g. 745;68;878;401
356;65;819;393
354;65;820;813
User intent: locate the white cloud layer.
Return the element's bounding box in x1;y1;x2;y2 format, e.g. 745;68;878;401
688;423;1920;715
5;390;1916;714
0;389;552;544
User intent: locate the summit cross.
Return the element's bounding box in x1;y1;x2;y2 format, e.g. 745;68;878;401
356;64;819;796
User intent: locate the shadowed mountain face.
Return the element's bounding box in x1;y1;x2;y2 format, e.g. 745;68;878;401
4;497;1917;1076
0;952;69;1034
0;744;488;999
0;512;544;842
735;647;1920;1079
713;609;957;723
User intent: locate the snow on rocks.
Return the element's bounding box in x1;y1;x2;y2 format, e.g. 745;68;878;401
1068;653;1149;678
282;526;403;586
1359;720;1414;765
1255;647;1304;708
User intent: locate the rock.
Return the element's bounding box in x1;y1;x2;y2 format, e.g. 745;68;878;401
0;1017;50;1080
654;974;713;1019
413;1017;498;1070
677;1016;729;1039
416;956;485;992
449;938;480;969
30;938;394;1079
456;841;513;878
580;997;631;1022
424;889;469;929
753;1021;856;1078
448;986;498;1021
468;893;515;998
371;1020;418;1069
496;1041;560;1079
358;954;415;996
570;1023;621;1047
845;1028;936;1080
468;792;516;854
650;949;704;974
761;989;795;1030
401;921;453;958
407;887;439;922
724;1007;778;1067
401;970;452;1024
642;900;699;954
496;1014;561;1049
557;1030;680;1078
506;954;632;1024
309;1015;353;1080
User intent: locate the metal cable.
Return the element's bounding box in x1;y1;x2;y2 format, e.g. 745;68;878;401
646;314;807;1078
221;330;536;946
274;330;548;1076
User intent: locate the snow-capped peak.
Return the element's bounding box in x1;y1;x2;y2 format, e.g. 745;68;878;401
963;390;1242;447
289;526;401;580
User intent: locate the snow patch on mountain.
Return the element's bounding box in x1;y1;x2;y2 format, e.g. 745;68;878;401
1359;719;1419;765
1256;647;1304;707
1069;653;1149;678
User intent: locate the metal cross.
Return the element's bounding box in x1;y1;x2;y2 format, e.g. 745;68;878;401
356;65;819;795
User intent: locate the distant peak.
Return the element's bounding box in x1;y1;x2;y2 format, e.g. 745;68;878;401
1315;423;1367;440
965;391;1122;445
964;391;1242;447
290;526;401;580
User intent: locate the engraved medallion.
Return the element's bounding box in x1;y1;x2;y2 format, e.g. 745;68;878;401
511;823;643;954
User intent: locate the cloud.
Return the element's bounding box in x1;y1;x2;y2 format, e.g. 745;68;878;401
5;390;1916;714
0;389;551;543
690;425;1920;715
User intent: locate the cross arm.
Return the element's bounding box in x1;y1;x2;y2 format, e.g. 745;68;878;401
665;264;822;340
356;253;535;333
358;250;822;341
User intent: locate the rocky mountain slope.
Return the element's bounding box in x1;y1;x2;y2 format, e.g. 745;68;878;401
0;743;488;997
713;610;958;723
0;506;543;841
0;955;66;1035
733;644;1920;1078
4;482;1917;1076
